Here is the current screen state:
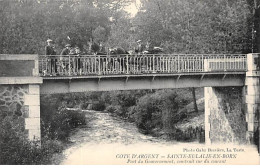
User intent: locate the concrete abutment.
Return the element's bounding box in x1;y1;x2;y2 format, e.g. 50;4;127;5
204;86;247;144
205;53;260;153
0;55;42;141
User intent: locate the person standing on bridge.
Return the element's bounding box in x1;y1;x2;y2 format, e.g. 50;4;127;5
73;46;84;75
134;40;145;72
60;44;72;56
45;39;57;76
60;44;72;75
135;40;145;55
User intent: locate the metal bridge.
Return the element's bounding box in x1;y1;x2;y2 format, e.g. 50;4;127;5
1;53;259;148
39;54;247;76
39;54;247;94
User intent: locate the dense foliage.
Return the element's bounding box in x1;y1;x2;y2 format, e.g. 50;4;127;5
40;94;87;141
0;0;256;54
0;0;132;54
133;0;253;54
0;95;86;165
110;89;204;141
69;88;204;142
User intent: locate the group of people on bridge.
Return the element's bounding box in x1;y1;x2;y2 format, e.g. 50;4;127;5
44;39;163;76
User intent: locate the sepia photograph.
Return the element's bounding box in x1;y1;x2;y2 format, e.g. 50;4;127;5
0;0;260;166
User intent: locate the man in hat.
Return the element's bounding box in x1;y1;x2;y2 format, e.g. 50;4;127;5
45;39;56;55
45;39;57;76
73;46;85;75
135;40;145;54
134;40;146;73
60;44;72;55
60;44;72;75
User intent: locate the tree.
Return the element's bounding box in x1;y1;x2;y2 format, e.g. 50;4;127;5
0;0;132;54
93;26;107;44
107;11;136;49
134;0;252;53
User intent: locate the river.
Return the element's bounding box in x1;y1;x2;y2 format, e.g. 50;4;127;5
50;110;178;164
50;110;259;165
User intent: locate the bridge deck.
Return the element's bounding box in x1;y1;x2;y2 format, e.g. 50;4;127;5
40;71;245;94
42;71;246;80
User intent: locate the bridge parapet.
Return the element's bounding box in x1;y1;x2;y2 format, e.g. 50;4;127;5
0;54;39;77
39;54;247;77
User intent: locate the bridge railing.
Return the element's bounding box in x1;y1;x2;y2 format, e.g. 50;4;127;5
38;54;247;76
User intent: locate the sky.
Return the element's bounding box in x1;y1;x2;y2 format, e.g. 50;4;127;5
124;0;141;17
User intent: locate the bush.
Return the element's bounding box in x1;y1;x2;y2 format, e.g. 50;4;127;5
0;115;64;165
133;90;182;134
101;92;112;105
92;101;106;111
107;90;150;117
0;138;64;165
81;102;89;110
172;126;205;143
103;89;194;137
41;105;86;141
67;109;86;128
125;106;137;122
134;94;162;133
105;105;117;113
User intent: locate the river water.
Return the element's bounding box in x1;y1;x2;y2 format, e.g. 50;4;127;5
51;110;176;164
51;110;259;165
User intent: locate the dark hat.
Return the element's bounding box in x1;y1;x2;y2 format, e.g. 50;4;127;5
65;44;71;47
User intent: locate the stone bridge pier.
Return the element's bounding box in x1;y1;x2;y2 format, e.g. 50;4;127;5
0;55;42;141
205;53;260;153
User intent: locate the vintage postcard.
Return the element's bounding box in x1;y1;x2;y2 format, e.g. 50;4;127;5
0;0;259;166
